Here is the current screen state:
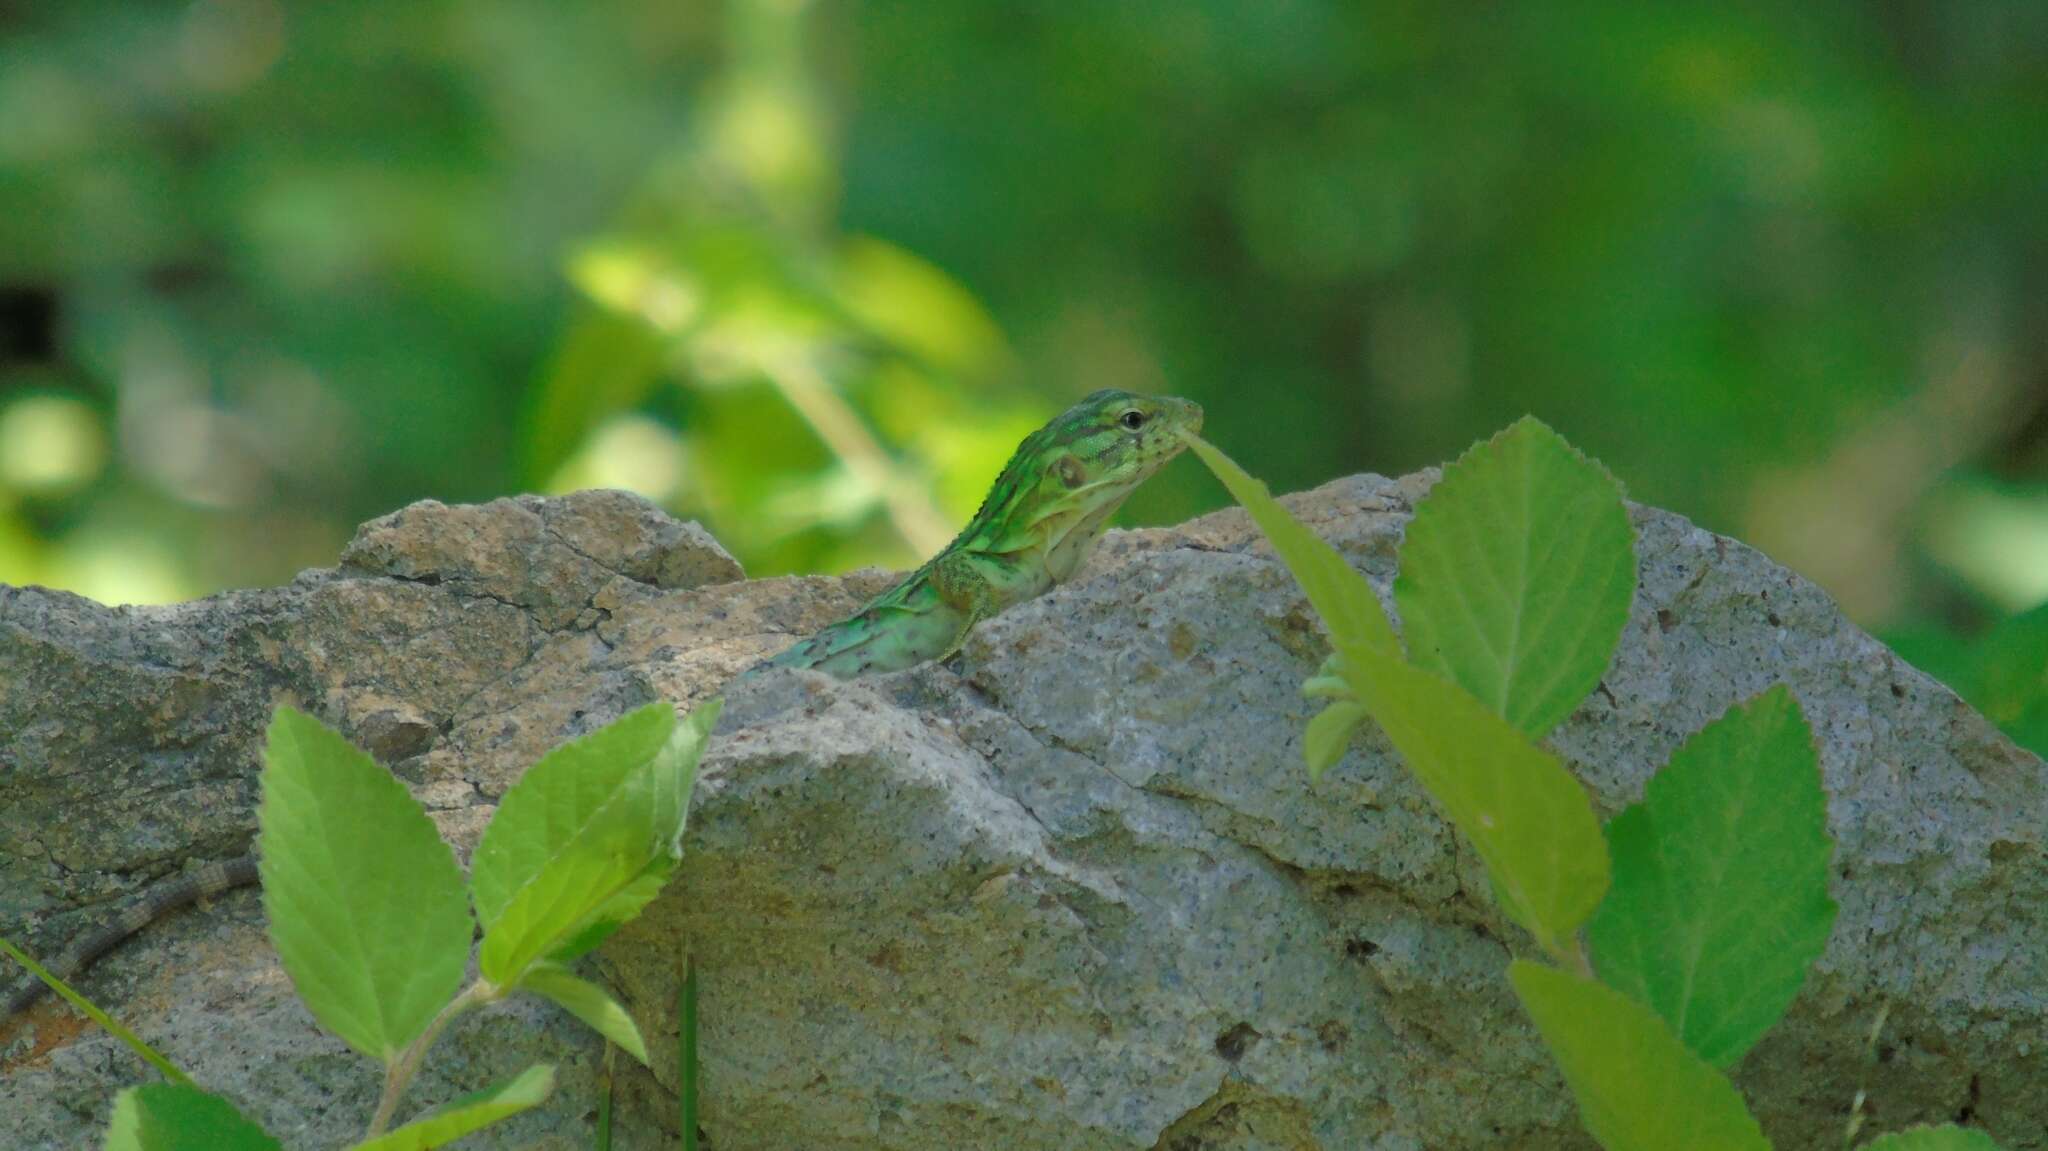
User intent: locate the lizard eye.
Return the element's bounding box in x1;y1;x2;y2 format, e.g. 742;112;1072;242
1119;410;1147;431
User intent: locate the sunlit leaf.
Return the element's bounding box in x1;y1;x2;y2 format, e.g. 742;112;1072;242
1301;652;1352;700
477;701;717;985
471;703;678;930
478;808;662;986
543;859;676;966
258;708;472;1062
833;236;1006;375
519;965;650;1065
569;241;703;333
105;1083;280;1151
1510;961;1770;1151
1588;686;1836;1067
1395;416;1635;737
348;1065;555;1151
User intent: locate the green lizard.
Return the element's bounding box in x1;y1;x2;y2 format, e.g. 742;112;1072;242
2;388;1201;1022
751;387;1203;677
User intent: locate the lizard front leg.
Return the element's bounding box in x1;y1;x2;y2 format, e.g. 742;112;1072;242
927;552;998;663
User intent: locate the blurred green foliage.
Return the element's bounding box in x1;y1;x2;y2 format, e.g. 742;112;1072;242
0;0;2041;729
1888;603;2048;756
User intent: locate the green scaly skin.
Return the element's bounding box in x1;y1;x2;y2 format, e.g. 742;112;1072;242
754;388;1204;678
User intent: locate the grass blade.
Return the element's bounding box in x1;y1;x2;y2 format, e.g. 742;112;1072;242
679;955;699;1151
0;934;192;1086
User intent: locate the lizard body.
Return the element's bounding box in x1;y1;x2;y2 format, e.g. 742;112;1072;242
755;388;1202;677
3;855;259;1021
2;388;1201;1020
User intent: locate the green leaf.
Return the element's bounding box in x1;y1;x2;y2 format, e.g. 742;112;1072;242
1;934;191;1086
518;965;650;1065
1587;686;1836;1067
1184;433;1605;953
1341;647;1610;955
105;1083;281;1151
647;701;721;856
1863;1126;2008;1151
478;812;664;985
1182;434;1401;661
258;707;472;1062
1394;417;1636;737
1300;651;1352;699
1304;699;1366;780
471;703;679;930
349;1065;555;1151
1509;960;1770;1151
544;859;677;965
477;701;717;985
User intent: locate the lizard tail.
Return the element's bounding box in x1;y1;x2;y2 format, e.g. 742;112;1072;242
3;854;261;1022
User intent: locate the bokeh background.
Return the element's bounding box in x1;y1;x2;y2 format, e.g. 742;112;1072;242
1;0;2042;749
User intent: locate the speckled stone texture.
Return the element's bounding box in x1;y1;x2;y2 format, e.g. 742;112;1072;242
0;477;2040;1150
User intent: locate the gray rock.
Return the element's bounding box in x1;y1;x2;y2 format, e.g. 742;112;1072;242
0;477;2039;1150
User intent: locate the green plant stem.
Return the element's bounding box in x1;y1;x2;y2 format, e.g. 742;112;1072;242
1566;939;1596;981
365;980;499;1139
1531;931;1593;979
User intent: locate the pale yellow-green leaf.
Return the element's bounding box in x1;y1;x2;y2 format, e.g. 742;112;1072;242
519;965;650;1065
1343;649;1609;953
479;785;661;985
1182;434;1400;661
833;235;1007;375
1304;699;1367;780
471;703;678;930
348;1065;555;1151
478;701;714;984
1510;961;1770;1151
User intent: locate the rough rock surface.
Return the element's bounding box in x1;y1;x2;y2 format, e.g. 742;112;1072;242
0;478;2041;1150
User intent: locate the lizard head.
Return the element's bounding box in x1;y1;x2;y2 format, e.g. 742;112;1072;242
964;388;1203;562
1005;388;1203;555
1045;388;1205;494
